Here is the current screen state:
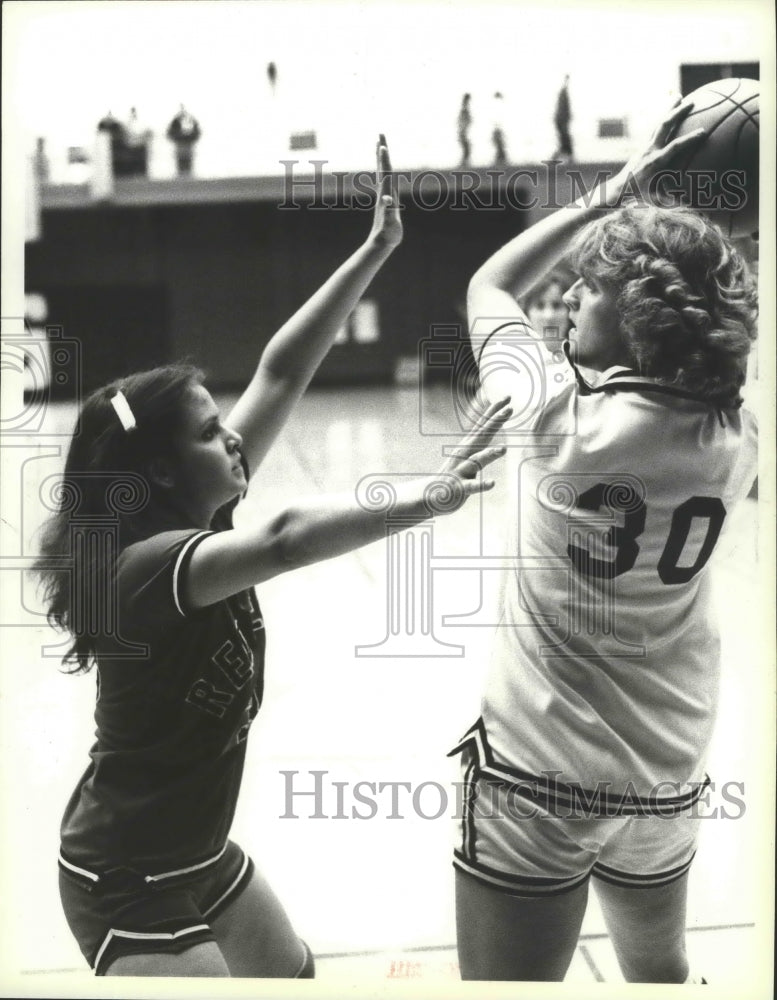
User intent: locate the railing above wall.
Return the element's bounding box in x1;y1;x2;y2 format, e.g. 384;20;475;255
38;163;626;218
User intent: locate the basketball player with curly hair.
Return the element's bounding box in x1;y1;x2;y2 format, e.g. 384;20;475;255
453;103;758;982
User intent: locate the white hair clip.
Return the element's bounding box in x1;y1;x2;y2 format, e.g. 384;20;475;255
110;391;137;432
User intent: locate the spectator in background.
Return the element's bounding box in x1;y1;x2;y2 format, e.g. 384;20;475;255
124;107;153;177
97;110;124;142
491;92;508;168
167;104;202;177
267;61;278;95
97;110;128;176
457;93;473;167
521;267;578;394
33;137;50;184
553;74;574;161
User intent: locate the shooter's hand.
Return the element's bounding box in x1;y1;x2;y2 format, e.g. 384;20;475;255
606;100;707;207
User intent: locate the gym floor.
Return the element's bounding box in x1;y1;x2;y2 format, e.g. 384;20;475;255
0;383;771;998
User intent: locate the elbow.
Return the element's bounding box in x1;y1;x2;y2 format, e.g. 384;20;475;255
266;508;311;572
466;275;485;318
468;270;488;298
469;266;513;299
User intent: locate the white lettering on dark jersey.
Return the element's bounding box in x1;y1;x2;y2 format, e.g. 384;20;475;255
186;680;234;718
213;637;254;689
185;613;258;719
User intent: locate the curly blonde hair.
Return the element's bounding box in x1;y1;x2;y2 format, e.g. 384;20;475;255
569;205;757;408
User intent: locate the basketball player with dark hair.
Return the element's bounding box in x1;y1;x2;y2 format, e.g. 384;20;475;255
35;138;511;978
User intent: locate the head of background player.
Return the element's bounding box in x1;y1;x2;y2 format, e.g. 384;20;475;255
522;269;574;344
34;362;245;670
562;203;757;407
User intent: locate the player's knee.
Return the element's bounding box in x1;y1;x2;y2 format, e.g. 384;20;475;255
618;946;688;984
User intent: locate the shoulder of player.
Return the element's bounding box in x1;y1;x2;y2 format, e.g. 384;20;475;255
115;527;224;631
734;403;758;433
510;378;576;440
579;371;730;417
118;528;215;580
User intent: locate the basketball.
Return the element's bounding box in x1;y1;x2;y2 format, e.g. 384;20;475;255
670;78;759;238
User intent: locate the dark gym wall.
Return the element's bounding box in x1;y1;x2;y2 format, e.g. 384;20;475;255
27;170;614;395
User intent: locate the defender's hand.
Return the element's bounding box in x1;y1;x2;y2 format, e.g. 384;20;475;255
422;397;512;513
368;134;403;250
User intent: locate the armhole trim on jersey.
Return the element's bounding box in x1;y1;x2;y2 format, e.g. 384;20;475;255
475;318;533;369
172;530;215;617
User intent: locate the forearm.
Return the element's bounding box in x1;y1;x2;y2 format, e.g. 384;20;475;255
470;101;706;304
187;480;437;608
258;235;396;384
469;176;622;302
226;138;402;467
270;483;433;568
187;395;509;609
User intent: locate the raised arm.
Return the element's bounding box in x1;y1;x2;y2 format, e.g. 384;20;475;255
184;397;511;608
226;136;403;470
468;103;706;402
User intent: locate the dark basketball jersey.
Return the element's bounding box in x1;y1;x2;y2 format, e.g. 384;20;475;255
60;494;265;876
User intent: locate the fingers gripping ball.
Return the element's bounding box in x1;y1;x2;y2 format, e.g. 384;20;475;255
671;78;759;238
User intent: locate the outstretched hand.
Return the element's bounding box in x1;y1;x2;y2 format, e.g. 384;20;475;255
608;100;707;206
368;134;403;249
423;396;511;514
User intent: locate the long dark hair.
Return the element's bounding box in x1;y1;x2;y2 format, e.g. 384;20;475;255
33;363;205;673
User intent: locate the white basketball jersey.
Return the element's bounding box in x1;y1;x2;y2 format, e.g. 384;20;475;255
479;363;757;807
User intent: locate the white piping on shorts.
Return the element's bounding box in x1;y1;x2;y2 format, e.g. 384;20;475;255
143;842;228;883
453;851;589;897
94;924;210;972
202;851;249;917
58;852;100;883
292;939;311;978
59;843;228;886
